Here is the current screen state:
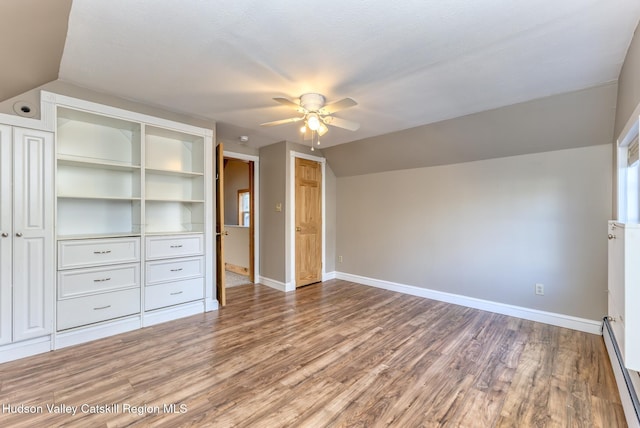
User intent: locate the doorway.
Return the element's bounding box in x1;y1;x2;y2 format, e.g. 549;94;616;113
216;148;259;306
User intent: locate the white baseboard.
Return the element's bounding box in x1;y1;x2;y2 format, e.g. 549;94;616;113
0;336;52;364
336;272;602;335
259;276;295;292
205;298;219;312
323;271;337;281
143;302;205;327
55;317;141;349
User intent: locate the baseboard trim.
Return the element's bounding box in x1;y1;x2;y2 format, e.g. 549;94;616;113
323;271;337;281
143;302;205;327
55;317;141;349
205;298;219;312
0;336;52;364
259;276;295;292
336;272;601;335
604;318;640;427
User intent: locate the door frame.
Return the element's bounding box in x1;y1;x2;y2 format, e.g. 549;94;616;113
289;151;326;291
224;150;260;284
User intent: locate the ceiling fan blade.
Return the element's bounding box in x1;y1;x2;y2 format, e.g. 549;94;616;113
273;97;305;113
323;116;360;131
319;98;357;115
260;116;304;127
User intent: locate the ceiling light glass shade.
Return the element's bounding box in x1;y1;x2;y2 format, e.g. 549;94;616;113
300;125;307;133
306;113;320;131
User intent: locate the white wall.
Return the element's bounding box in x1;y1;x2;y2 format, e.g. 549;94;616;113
336;144;612;320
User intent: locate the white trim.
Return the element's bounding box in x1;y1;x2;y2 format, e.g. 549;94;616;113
205;298;220;312
336;272;602;335
42;91;213;137
604;324;640;428
289;151;326;288
0;336;52;364
223;151;260;284
259;276;295;292
54;317;141;349
323;271;337;281
143;302;205;327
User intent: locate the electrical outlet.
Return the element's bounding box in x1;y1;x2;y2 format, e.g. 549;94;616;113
535;283;544;295
338;256;343;263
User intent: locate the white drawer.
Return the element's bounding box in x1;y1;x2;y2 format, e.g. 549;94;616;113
58;263;140;298
58;238;140;269
57;288;140;331
145;234;204;260
146;257;204;285
145;278;204;311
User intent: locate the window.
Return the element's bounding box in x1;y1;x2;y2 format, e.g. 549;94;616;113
238;189;250;226
618;122;640;223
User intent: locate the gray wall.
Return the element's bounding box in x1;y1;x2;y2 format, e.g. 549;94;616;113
324;83;617;178
259;142;287;282
336;144;611;320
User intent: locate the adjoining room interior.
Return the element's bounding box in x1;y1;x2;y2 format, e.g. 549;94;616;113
223;157;254;288
1;1;640;426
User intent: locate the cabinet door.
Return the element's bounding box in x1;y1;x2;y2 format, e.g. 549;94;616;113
0;125;12;345
12;128;54;341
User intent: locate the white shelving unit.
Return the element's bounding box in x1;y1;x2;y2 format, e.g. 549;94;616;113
145;125;205;235
56;107;142;239
52;95;215;346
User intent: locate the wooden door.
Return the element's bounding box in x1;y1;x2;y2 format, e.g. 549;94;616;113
295;158;322;287
0;126;12;345
215;143;226;306
12;128;54;341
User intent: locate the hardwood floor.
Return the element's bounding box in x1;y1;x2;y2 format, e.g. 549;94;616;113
0;280;626;427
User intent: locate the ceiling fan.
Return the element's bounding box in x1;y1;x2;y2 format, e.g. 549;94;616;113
260;93;360;141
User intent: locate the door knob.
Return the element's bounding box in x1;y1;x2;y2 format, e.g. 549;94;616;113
296;227;301;232
15;232;23;237
1;232;7;238
608;234;616;240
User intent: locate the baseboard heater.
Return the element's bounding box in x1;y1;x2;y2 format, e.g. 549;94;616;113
603;317;640;427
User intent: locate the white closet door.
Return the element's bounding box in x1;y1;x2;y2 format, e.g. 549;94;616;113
12;128;54;342
0;125;12;345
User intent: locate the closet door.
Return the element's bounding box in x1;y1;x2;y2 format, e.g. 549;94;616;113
12;128;54;342
0;125;12;345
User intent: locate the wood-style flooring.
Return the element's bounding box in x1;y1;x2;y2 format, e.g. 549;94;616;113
0;280;626;427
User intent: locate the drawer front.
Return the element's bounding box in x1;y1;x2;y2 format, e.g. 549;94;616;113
146;257;204;285
145;278;204;311
57;288;140;331
58;238;140;269
145;234;204;260
58;263;140;298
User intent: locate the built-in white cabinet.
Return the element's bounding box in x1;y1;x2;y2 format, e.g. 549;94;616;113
53;96;214;341
608;221;640;371
0;125;54;346
56;238;141;331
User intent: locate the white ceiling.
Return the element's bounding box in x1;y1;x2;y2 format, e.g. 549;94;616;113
58;0;640;149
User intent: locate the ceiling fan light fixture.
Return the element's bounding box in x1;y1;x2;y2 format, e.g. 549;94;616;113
306;113;320;131
300;125;307;133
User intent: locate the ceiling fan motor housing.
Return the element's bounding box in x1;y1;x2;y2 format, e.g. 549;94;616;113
300;93;326;112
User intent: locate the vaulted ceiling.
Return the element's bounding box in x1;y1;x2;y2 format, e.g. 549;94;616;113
2;0;640;151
